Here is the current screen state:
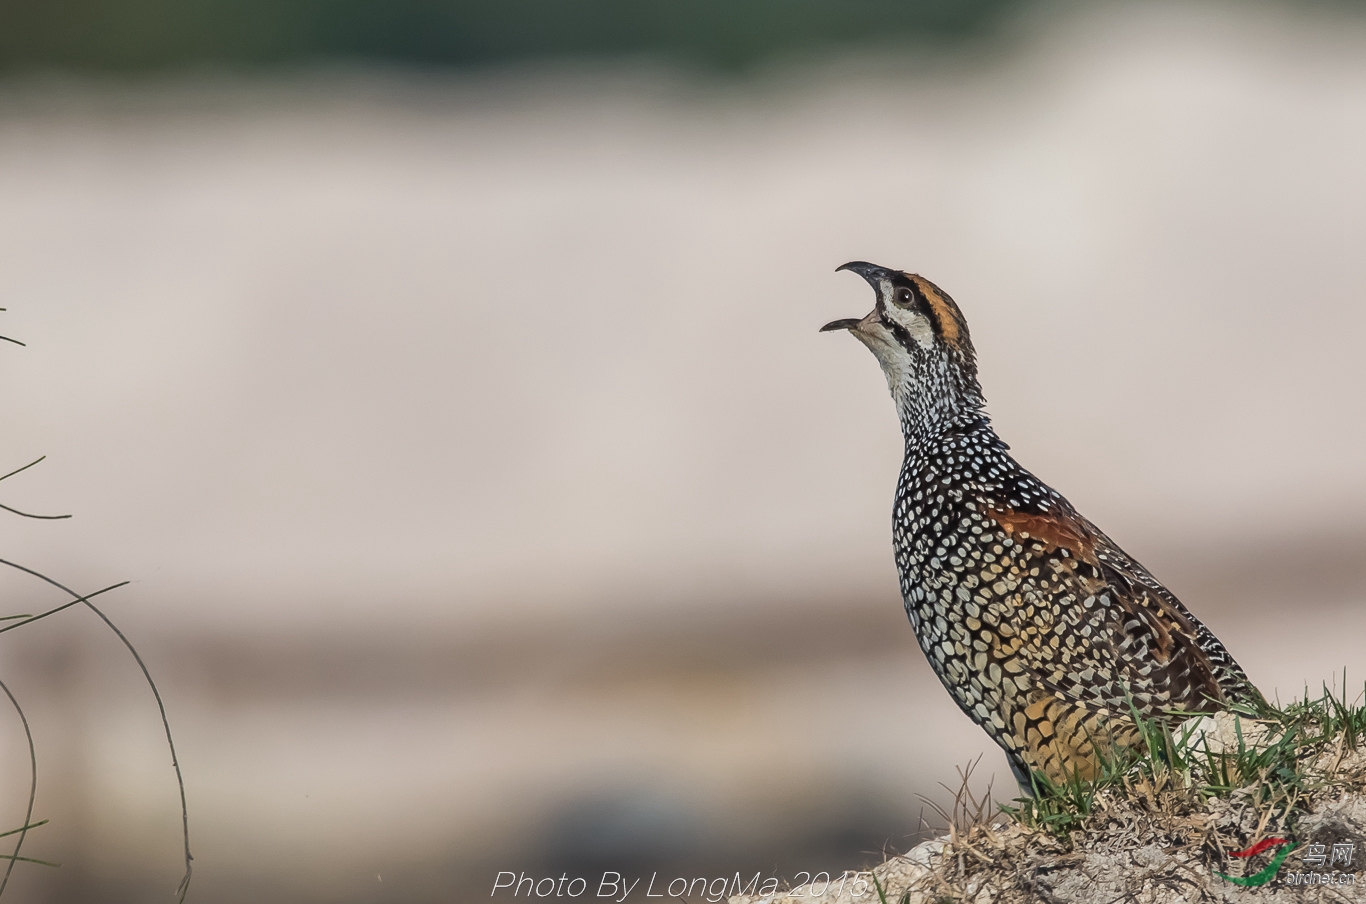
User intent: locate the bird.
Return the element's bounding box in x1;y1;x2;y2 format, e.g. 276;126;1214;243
822;261;1261;793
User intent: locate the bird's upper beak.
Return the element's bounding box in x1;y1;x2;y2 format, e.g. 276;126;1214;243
820;260;895;333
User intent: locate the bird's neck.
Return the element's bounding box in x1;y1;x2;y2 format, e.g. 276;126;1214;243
901;410;999;459
894;380;989;448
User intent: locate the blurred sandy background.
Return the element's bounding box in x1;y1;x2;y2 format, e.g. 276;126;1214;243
0;1;1364;901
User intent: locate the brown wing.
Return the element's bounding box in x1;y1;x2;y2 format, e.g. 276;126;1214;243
1087;524;1259;709
983;502;1248;721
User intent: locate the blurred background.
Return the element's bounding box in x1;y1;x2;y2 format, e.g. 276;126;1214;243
0;0;1364;900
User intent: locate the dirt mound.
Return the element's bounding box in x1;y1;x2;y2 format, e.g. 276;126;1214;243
733;712;1366;904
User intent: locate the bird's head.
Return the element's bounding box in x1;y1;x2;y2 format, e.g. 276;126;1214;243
823;261;986;437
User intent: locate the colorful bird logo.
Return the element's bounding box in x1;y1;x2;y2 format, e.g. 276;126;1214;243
1214;837;1298;886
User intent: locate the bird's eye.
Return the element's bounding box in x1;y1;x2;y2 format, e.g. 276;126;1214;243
895;287;915;306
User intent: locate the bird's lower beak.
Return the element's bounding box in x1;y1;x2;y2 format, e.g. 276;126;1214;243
820;317;861;332
820;307;883;333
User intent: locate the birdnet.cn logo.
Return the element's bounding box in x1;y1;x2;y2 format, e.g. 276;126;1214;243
1214;837;1357;887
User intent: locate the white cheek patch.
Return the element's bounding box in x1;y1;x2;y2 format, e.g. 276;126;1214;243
884;304;937;350
907;313;936;349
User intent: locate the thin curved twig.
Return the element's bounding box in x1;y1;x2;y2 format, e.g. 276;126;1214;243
0;560;192;901
0;503;70;521
0;457;72;519
0;457;48;484
0;582;129;637
0;677;38;898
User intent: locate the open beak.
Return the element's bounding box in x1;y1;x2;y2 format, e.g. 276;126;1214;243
821;260;894;333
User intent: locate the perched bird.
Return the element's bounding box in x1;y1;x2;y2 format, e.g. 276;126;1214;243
822;261;1260;792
